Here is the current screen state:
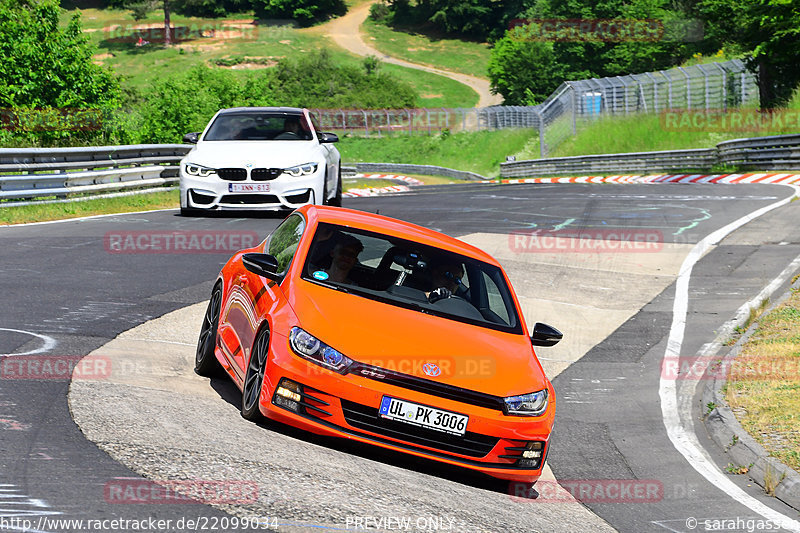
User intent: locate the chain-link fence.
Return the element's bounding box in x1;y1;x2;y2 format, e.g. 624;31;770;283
310;59;759;156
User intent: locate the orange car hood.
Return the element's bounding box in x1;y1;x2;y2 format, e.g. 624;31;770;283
287;280;548;398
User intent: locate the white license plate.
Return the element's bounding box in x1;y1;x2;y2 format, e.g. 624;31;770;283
379;396;468;436
228;183;270;192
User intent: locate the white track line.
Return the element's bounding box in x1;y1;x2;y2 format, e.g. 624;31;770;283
659;183;800;531
0;328;56;357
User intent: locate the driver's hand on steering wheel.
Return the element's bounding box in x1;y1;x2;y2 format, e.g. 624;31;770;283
428;287;452;303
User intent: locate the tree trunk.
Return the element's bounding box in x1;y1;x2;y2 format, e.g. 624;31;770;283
163;0;171;46
757;57;774;109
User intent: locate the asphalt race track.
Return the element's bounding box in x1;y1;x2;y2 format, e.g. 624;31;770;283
1;182;800;533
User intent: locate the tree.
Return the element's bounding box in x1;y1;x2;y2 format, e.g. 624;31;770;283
693;0;800;108
487;25;562;105
0;0;119;108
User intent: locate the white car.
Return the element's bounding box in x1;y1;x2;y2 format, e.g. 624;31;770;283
179;107;341;214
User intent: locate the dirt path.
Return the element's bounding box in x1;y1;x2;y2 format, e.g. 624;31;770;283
321;2;502;108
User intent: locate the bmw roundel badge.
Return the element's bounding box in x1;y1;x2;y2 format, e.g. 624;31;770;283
422;363;441;377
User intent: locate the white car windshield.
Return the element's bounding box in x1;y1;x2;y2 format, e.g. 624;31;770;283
204;112;314;141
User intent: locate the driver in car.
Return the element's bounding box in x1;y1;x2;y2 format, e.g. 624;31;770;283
326;234;364;284
428;262;466;302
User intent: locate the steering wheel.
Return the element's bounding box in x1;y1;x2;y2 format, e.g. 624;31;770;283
274;131;300;140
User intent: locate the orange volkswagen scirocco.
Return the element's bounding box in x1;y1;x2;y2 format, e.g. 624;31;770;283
195;205;562;483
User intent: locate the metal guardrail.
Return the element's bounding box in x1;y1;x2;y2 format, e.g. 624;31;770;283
717;134;800;171
502;148;717;177
352;163;487;181
0;144;191;201
501;134;800;178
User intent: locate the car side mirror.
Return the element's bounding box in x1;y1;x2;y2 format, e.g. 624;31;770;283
183;132;200;144
531;323;563;347
318;132;339;144
242;253;280;279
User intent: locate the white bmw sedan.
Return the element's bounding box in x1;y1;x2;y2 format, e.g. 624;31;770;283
179;107;341;214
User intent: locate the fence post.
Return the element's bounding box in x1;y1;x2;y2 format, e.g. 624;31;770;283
696;64;710;110
644;72;658;112
662;71;673;109
571;86;577;135
678;67;691;108
712;63;727;111
362;110;369;137
538;108;546;158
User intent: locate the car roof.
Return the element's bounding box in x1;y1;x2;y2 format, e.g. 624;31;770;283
216;107;305;115
300;205;501;266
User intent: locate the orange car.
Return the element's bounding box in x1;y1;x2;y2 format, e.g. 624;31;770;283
195;205;561;483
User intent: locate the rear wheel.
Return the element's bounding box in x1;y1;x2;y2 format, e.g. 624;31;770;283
241;325;270;421
195;285;223;376
329;167;342;207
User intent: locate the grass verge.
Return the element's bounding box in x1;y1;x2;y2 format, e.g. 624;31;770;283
725;287;800;472
361;18;491;79
339;128;536;177
0;189;178;225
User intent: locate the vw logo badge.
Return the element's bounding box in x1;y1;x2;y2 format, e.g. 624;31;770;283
422;363;441;377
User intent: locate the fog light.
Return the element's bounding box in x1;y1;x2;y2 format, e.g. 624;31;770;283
273;379;302;412
522;450;542;459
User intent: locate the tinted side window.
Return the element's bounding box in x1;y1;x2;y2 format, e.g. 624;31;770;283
267;214;305;274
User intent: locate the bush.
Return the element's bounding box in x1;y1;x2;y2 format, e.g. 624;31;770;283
369;1;390;22
252;0;347;26
0;0;121;145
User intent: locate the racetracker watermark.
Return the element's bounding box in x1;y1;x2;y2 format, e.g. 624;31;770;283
662;355;800;381
312;109;457;133
1;108;103;132
104;230;259;254
103;20;293;43
508;18;704;42
509;479;663;503
661;109;800;133
0;355;111;380
509;229;664;253
104;478;259;504
357;356;496;379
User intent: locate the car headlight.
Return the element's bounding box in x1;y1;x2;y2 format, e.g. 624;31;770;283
503;389;548;416
184;163;215;177
283;163;318;177
289;327;353;374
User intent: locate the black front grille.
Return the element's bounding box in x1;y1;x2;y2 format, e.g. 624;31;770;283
217;168;247;181
220;194;280;205
251;168;283;181
349;363;506;412
339;399;498;458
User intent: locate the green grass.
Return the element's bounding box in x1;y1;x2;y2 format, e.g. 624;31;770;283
362;18;491;79
68;7;478;108
542;104;800;159
726;288;800;473
0;189;178;225
338;128;537;177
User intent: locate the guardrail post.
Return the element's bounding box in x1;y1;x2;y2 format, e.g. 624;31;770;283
538;109;546;158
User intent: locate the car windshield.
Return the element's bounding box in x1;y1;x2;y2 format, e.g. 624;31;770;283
301;223;523;333
204;112;314;141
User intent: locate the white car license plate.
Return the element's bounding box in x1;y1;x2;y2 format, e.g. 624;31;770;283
379;396;468;436
228;183;270;193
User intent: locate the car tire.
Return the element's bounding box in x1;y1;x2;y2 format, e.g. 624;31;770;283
241;325;270;421
329;167;342;207
195;284;223;377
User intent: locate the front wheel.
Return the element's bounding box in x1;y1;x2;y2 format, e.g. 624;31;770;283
241;325;270;421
